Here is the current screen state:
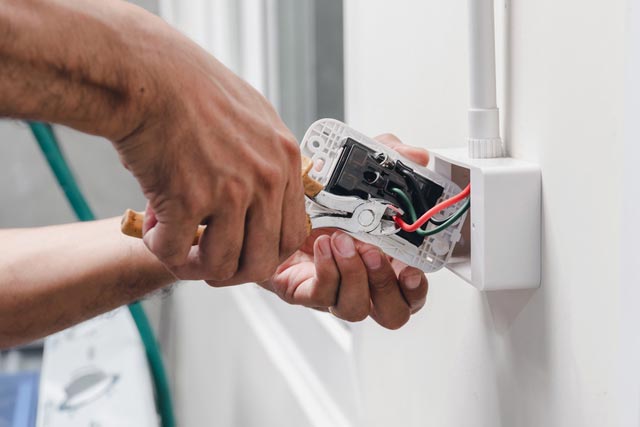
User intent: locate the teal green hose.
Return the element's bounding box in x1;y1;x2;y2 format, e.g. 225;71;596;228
29;123;95;222
127;302;175;427
28;122;176;427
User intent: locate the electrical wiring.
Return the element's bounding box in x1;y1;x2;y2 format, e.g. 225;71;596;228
392;184;471;233
28;122;176;427
391;187;470;236
419;198;469;236
390;187;418;223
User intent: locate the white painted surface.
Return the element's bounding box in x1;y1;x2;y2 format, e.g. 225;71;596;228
169;281;362;426
345;0;624;425
431;147;540;290
164;1;632;426
619;1;640;425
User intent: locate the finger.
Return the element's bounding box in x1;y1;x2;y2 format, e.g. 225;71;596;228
210;199;281;285
397;266;429;314
290;235;340;307
279;168;308;261
359;244;410;330
374;133;430;166
395;146;429;166
142;203;158;233
243;196;282;279
329;232;370;322
373;133;404;149
185;208;246;282
143;206;200;271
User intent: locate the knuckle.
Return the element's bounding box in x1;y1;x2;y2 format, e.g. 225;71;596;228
371;274;396;292
180;193;207;219
212;259;240;281
224;177;250;207
281;134;300;160
205;279;221;288
206;246;242;281
279;131;300;158
340;305;370;323
151;192;191;222
411;298;427;314
253;261;279;283
382;312;411;330
257;163;284;189
309;286;337;308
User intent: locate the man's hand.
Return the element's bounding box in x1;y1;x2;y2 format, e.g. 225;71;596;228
0;0;307;284
110;10;308;283
262;134;430;329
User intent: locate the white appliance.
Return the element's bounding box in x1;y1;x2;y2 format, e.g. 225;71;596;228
36;308;158;427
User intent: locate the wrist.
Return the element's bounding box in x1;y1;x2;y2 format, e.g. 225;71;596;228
98;8;169;143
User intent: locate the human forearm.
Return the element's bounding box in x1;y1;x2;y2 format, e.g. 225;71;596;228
0;217;175;349
0;0;167;140
1;0;308;285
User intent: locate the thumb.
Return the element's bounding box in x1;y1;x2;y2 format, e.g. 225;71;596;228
142;203;198;269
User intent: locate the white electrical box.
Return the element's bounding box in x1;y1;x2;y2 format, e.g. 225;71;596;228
431;148;541;290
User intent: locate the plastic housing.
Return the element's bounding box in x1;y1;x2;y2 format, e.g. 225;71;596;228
431;148;541;290
301;119;467;273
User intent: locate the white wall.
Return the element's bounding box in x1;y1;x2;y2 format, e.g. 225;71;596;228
163;1;634;426
345;1;625;426
620;1;640;425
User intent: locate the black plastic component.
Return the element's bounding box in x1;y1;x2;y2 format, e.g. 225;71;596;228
326;138;444;246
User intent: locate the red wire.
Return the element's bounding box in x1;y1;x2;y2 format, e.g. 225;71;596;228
394;184;471;232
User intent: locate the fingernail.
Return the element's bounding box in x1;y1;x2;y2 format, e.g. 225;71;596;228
333;233;356;257
405;272;423;290
362;250;382;270
318;237;332;258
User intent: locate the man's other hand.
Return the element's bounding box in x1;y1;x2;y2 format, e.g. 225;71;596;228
262;134;430;329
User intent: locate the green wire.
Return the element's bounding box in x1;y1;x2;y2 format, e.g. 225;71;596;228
390;187;470;237
420;198;470;236
28;122;176;427
390;187;418;224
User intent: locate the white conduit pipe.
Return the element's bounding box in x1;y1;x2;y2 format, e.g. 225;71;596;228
468;0;504;158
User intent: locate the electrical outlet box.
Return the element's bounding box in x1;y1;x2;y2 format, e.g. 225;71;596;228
430;148;541;290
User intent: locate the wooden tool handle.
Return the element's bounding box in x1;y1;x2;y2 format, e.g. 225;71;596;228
301;156;324;197
121;155;321;243
120;209;205;244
